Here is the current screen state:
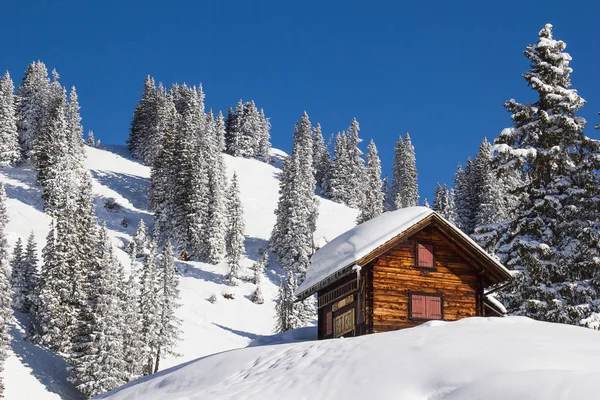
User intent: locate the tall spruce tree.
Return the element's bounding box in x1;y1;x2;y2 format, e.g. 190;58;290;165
139;243;160;376
312;123;330;191
270;112;318;278
10;236;36;313
128;76;157;163
257;108;271;162
452;160;476;234
154;241;181;373
225;173;245;284
393;133;419;209
0;72;21;165
495;24;600;327
0;183;11;399
16;61;51;159
225;101;243;157
69;225;126;398
325;132;350;203
357;140;384;224
122;258;144;381
344;118;366;208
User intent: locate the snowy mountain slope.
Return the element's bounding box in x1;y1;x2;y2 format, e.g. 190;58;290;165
99;317;600;400
1;145;358;399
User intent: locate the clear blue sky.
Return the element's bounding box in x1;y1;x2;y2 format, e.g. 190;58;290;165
2;0;599;201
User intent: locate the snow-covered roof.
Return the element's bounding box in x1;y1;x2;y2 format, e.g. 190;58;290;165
296;206;511;299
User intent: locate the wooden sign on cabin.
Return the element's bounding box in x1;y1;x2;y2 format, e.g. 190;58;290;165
295;207;512;340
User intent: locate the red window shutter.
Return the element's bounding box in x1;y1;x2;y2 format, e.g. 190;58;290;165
411;294;426;319
417;243;434;268
326;311;333;335
426;296;442;320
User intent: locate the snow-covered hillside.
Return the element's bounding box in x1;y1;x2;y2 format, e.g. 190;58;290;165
1;145;357;399
99;317;600;400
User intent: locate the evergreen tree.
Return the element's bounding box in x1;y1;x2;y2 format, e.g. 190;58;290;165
257;108;271;162
495;24;600;326
19;232;39;313
423;198;430;208
357;140;384;224
452;160;476;234
132;219;149;258
392;133;419;209
473;138;506;227
0;71;21;165
225;102;243;156
10;238;28;312
139;244;159;376
203;111;227;264
325;132;350;203
270;112;318;278
312;123;330;191
122;259;144;381
16;61;51;159
274;272;307;332
215;111;227;153
251;249;268;285
69;225;126;398
127;76;157;163
66;87;85;170
344;118;366;208
0;184;11;399
86;130;95;147
154;241;181;373
225;173;245;284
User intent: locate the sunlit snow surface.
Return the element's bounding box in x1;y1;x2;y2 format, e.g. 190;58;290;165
99;317;600;400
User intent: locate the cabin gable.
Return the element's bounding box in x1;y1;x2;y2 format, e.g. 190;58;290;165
370;224;482;333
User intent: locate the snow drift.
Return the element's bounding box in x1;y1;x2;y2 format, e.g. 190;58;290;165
99;317;600;400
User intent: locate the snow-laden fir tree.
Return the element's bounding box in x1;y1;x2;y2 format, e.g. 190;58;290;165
312;123;330;191
325;132;349;203
132;219;149;258
344;118;366;208
22;233;39;311
225;105;242;157
10;236;36;313
357;139;384;224
452;159;476;234
251;274;265;305
239;101;260;158
257;108;271;162
270;112;319;278
225;172;245;284
0;183;12;399
392;133;419;209
154;241;181;373
202;111;227;264
433;183;449;217
69;225;126;398
66;87;85;169
494;24;600;327
251;249;268;285
215;111;227;153
423;198;430;208
0;71;21;165
139;243;160;376
122;257;145;381
16;61;51;159
274;272;310;332
128;76;159;164
86;130;95;147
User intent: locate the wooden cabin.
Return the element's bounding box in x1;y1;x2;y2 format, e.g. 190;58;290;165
295;207;512;340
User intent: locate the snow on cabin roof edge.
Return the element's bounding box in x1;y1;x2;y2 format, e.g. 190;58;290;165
296;206;511;299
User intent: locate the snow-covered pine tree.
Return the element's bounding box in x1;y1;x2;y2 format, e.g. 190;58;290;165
66;87;85;169
86;130;95;147
16;61;51;159
215;110;227;153
446;189;457;224
0;71;21;165
225;101;243;157
238;101;260;157
10;236;38;313
344;118;366;208
312;123;330;191
122;258;145;381
127;76;157;163
257;108;271;163
452;160;476;234
154;241;181;373
69;225;126;398
139;243;160;376
132;219;149;258
324;132;350;203
270;112;319;278
423;198;430;208
392;133;419;209
273;272;306;332
432;183;449;217
203;111;227;264
225;172;245;284
30;221;55;341
473;138;506;227
357;139;384;224
9;238;24;310
495;24;600;326
0;183;11;399
251;249;268;285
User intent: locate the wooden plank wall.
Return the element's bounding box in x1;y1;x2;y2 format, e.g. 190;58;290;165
372;225;481;332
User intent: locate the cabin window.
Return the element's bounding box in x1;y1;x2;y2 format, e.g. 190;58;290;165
416;242;434;268
409;293;443;320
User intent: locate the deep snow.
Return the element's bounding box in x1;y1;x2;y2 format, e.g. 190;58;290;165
98;317;600;400
1;145;357;399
